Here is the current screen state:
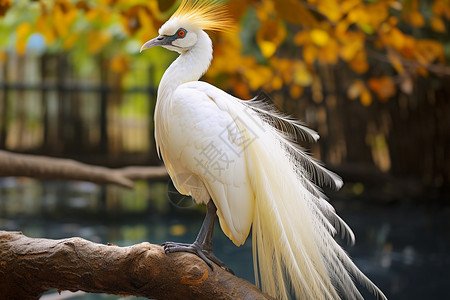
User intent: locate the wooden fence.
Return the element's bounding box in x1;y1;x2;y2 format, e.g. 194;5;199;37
0;51;449;192
0;52;158;166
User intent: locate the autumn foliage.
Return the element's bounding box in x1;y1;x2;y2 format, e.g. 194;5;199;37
2;0;450;106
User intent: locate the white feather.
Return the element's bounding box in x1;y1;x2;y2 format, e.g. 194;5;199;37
237;93;343;190
241;92;320;142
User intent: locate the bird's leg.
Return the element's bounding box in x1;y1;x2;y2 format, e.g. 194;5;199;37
162;200;233;273
162;200;217;268
201;201;217;251
201;202;235;274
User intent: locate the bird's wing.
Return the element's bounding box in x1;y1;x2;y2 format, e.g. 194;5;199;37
161;81;255;246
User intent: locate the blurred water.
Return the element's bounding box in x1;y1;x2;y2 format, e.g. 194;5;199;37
0;177;449;300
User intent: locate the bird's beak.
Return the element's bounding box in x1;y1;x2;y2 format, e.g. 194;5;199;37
140;36;167;53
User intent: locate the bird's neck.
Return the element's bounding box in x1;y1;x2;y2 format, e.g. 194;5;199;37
158;31;213;98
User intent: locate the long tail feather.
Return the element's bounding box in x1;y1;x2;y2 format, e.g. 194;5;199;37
227;98;387;300
239;94;343;190
240;92;320;142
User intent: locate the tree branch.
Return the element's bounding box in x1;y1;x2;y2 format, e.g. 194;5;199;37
0;231;272;300
0;150;168;188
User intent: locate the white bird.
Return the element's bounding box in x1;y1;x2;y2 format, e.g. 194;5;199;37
140;1;387;299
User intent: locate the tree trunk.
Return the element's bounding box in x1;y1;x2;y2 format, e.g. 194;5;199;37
0;231;272;300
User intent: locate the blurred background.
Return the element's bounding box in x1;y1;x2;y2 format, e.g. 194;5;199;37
0;0;449;299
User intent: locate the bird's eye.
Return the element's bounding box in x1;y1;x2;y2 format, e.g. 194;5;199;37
177;29;186;38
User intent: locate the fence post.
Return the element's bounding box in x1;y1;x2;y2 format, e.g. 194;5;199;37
0;52;8;149
40;54;49;151
99;57;108;156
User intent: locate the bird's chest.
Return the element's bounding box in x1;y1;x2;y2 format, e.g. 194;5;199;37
157;96;228;153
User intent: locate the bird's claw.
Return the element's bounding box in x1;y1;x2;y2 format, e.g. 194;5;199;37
162;241;234;274
161;241;191;248
162;241;214;270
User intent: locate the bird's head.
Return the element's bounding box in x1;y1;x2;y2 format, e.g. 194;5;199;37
140;0;233;54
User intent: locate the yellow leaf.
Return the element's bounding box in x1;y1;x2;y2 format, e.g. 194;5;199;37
16;39;27;56
310;29;329;47
432;0;450;19
340;39;363;61
317;38;339;64
226;0;251;20
290;84;303;99
138;6;154;30
231;79;251;99
303;44;317;64
347;7;366;24
244;65;272;90
341;0;360;16
293;31;310;46
86;7;99;21
16;22;31;37
273;0;318;26
255;0;274;22
368;76;396;101
270;57;293;84
317;0;341;23
272;76;283;90
414;40;445;65
366;3;389;30
52;0;77;37
335;19;350;36
0;51;6;63
338;31;365;61
110;55;129;73
388;28;405;50
389;16;398;26
35;15;56;44
87;31;112;54
349;50;369;74
15;23;31;55
259;41;277;58
404;11;425;27
430;17;446;33
360;89;372;106
293;63;313;86
63;33;79;50
383;29;416;59
256;18;286;58
138;6;158;43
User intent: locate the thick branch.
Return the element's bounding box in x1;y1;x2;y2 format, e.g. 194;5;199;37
0;231;272;300
0;150;168;188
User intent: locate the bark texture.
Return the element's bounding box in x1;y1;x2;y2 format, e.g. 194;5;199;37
0;150;168;188
0;231;272;300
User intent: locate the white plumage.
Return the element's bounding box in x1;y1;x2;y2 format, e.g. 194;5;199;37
140;1;387;299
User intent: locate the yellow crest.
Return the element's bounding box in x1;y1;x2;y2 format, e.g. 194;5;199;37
170;0;234;32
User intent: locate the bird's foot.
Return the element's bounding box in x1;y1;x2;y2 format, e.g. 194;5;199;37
162;241;213;269
162;241;234;274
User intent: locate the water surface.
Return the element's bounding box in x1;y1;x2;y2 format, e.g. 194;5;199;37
1;178;449;299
